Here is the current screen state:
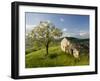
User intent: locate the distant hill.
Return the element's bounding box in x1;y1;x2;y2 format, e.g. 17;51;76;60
55;37;89;54
56;37;89;43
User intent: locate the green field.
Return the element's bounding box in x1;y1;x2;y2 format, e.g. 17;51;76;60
25;45;89;68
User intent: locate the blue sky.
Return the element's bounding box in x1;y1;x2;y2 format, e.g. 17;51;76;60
26;12;89;39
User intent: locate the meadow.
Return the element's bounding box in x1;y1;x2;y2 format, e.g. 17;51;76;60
25;43;89;68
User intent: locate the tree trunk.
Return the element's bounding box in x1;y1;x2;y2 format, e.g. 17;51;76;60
45;44;49;56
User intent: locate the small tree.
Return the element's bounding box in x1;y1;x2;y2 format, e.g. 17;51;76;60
27;21;62;55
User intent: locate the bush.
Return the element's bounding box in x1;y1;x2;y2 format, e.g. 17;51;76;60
49;53;58;59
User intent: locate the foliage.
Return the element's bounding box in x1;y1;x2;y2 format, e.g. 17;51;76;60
27;21;62;55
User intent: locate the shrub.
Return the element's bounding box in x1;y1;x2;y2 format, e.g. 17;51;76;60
49;53;58;59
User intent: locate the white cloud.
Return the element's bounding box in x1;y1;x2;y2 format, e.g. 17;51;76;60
26;24;36;33
26;24;36;30
79;32;85;36
62;28;67;32
79;31;89;38
62;32;73;38
60;18;64;22
79;31;88;36
62;31;89;39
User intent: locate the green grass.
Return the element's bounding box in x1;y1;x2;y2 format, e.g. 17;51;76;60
25;45;89;68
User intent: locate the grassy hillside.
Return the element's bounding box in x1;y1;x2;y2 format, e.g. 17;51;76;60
25;45;89;68
25;37;89;54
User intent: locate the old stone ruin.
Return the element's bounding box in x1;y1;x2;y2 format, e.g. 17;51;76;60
61;38;80;60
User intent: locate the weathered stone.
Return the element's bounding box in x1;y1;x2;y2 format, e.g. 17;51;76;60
61;38;80;59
